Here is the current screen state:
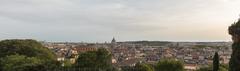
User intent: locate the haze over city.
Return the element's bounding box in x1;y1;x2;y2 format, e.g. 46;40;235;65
1;0;240;42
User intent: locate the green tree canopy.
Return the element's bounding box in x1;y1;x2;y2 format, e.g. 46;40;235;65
156;59;185;71
0;39;55;60
134;63;154;71
0;39;58;71
121;63;154;71
197;64;228;71
0;55;43;71
75;48;112;70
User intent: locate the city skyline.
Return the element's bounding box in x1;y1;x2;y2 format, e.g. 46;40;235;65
1;0;240;42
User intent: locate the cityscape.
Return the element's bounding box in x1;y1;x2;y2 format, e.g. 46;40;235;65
2;0;240;71
42;38;232;71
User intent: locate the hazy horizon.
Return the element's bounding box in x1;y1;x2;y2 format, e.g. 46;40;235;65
1;0;240;42
0;38;232;43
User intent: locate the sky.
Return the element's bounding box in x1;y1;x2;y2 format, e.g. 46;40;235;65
0;0;240;42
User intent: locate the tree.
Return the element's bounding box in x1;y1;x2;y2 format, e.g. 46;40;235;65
121;66;132;71
197;66;211;71
134;63;154;71
75;48;112;70
0;55;42;71
121;63;154;71
96;48;112;69
197;64;228;71
62;59;72;68
219;64;229;71
0;39;56;60
75;51;98;68
156;59;185;71
0;39;58;71
213;52;219;71
228;18;240;71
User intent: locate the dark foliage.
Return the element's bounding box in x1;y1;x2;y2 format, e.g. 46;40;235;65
213;52;219;71
75;48;112;71
0;39;58;71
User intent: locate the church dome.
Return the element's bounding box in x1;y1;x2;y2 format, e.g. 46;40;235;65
111;37;116;43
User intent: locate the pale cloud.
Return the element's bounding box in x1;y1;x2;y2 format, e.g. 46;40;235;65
0;0;238;42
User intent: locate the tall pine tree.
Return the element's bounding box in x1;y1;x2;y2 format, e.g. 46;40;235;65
213;52;219;71
228;18;240;71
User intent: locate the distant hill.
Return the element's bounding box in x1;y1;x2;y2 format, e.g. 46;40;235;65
118;41;171;46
